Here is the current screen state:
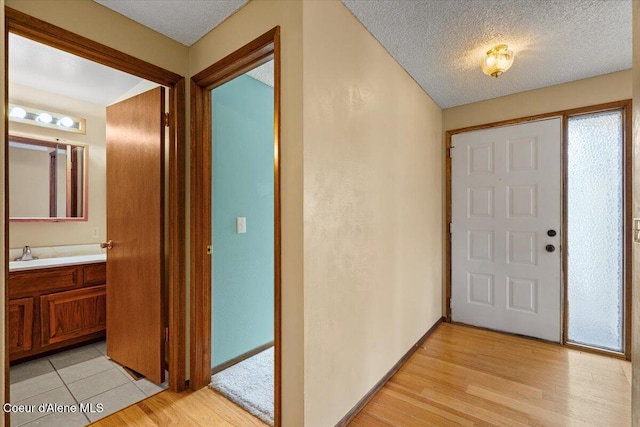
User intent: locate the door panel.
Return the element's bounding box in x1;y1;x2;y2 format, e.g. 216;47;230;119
106;87;165;384
9;298;33;355
451;118;561;342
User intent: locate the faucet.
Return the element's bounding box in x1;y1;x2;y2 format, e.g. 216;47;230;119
14;245;38;261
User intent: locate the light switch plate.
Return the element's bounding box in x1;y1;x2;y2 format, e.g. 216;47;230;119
237;217;246;234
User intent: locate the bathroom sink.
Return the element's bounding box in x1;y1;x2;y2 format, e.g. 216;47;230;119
9;253;106;272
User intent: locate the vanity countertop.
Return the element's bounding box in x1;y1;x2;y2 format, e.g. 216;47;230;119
9;253;106;272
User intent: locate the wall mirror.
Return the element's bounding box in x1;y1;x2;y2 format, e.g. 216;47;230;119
9;134;88;221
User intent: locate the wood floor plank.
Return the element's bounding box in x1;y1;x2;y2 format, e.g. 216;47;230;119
351;411;395;426
349;323;631;427
90;323;630;426
373;389;473;427
90;387;266;426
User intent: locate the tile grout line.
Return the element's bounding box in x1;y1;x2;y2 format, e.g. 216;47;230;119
14;342;164;425
10;361;63;426
79;380;149;423
48;356;92;424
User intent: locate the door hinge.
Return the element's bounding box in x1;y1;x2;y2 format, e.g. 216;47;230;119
164;327;169;342
448;223;453;234
448;146;454;158
207;245;213;255
163;112;170;127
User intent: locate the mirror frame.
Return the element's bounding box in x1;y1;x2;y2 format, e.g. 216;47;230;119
9;134;89;222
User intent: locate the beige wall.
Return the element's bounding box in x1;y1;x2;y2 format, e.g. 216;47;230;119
632;1;639;426
302;2;443;425
190;1;304;425
443;70;632;131
8;83;107;248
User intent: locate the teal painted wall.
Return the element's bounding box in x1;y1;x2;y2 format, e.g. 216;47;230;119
211;74;274;367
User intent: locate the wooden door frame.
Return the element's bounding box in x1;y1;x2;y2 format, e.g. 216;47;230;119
189;27;281;425
3;7;187;409
445;100;632;360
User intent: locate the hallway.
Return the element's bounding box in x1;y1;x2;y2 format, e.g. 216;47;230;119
92;322;631;426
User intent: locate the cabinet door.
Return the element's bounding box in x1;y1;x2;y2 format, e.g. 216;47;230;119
41;285;106;346
9;298;34;355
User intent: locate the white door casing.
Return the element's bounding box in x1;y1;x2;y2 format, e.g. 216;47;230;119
450;118;562;342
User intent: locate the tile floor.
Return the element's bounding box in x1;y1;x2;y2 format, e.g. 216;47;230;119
9;341;167;427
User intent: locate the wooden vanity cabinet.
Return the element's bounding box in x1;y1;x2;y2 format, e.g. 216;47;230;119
9;262;106;362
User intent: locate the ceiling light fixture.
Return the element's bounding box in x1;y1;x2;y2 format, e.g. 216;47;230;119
481;44;514;78
8;104;85;134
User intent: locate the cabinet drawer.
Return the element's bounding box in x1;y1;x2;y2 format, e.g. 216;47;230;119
9;298;34;355
9;266;78;298
83;263;106;285
41;285;106;346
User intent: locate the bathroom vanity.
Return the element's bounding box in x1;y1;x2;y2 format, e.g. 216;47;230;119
9;256;106;362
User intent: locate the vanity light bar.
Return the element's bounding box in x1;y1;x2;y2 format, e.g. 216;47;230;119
8;104;86;134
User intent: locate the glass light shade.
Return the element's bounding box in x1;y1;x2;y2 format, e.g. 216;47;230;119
481;44;514;78
9;107;27;119
36;113;53;124
58;117;74;128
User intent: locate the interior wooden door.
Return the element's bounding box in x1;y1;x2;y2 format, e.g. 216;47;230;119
105;87;165;384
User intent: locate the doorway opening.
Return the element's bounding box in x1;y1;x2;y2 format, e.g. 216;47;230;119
4;7;186;426
445;100;632;360
190;27;281;427
208;59;275;426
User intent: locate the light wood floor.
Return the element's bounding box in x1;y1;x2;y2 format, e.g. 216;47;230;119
351;323;631;426
90;387;266;426
91;323;631;426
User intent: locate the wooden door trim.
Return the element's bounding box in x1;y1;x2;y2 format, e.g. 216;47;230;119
4;7;187;393
190;27;282;426
445;99;632;360
5;8;180;85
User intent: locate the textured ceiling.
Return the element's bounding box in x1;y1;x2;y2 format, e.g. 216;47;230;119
9;34;145;107
87;0;631;108
94;0;248;46
342;0;632;108
246;60;274;87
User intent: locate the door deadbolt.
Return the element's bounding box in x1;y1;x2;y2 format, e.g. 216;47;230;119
547;229;557;237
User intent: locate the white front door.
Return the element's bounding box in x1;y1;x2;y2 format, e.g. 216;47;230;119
451;118;562;342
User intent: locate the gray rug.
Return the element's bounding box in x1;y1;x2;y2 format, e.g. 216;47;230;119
209;347;274;426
